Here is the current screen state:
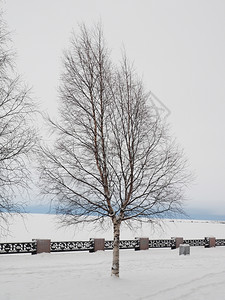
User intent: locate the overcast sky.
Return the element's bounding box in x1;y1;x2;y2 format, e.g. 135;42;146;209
3;0;225;218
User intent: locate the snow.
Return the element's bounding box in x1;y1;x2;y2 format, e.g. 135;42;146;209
1;214;225;299
1;213;225;242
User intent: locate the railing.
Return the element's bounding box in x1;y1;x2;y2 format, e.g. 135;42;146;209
1;238;225;255
183;239;205;247
105;240;138;250
51;240;93;252
149;239;172;248
0;242;36;254
215;239;225;246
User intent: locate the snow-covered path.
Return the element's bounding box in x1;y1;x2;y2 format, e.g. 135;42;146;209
1;247;225;299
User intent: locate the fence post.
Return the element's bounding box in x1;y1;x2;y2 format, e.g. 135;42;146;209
32;239;51;254
171;237;183;249
135;238;149;251
205;237;216;248
89;238;105;252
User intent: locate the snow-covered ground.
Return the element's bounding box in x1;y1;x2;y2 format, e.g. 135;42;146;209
1;213;225;242
1;214;225;300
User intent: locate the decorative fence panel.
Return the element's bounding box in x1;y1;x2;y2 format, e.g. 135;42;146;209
149;239;172;248
215;239;225;246
105;240;139;250
0;242;36;254
50;241;94;252
183;239;205;247
105;239;173;250
104;240;114;250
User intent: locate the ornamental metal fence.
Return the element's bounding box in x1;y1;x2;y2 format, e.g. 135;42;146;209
0;242;36;254
50;240;93;252
1;237;225;255
149;239;172;248
104;240;138;250
183;239;205;247
215;239;225;246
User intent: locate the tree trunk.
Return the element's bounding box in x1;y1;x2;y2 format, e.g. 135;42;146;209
111;221;121;277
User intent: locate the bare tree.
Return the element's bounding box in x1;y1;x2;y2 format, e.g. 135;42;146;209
0;11;36;223
39;24;190;277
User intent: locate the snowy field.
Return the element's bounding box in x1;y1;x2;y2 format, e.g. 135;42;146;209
1;214;225;299
1;213;225;242
1;247;225;299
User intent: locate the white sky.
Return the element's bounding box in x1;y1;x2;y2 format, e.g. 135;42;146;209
3;0;225;217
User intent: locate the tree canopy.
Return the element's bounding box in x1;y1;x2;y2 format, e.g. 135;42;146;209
0;11;36;221
39;24;190;276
